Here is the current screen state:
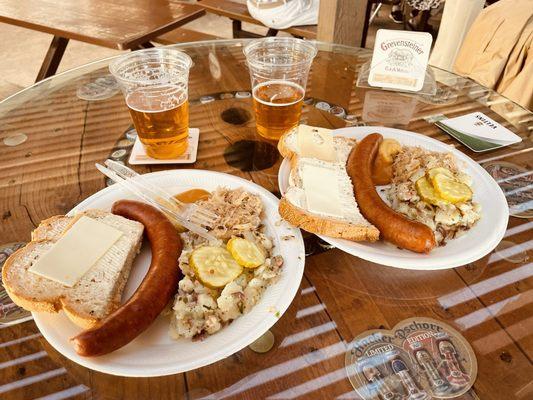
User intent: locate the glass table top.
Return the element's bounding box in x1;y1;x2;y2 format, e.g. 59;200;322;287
0;39;531;399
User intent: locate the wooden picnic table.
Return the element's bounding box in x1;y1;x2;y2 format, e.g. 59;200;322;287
0;0;205;81
0;40;532;399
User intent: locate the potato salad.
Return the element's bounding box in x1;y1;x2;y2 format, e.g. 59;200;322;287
169;188;283;340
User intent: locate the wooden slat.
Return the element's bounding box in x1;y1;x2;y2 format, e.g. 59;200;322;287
154;28;220;46
304;249;533;399
0;0;205;49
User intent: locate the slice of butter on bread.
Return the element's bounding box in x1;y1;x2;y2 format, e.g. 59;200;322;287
279;126;380;241
2;209;144;328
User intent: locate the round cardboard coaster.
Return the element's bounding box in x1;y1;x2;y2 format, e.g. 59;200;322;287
345;317;477;399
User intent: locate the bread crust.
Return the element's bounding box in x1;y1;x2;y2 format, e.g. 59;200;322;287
2;212;143;328
279;198;380;241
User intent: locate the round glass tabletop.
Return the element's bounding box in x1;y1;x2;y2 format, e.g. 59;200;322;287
0;39;531;399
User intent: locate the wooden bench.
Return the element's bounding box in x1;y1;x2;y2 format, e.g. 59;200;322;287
198;0;317;39
154;28;220;45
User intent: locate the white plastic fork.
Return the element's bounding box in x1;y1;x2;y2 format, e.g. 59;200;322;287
104;160;219;228
95;163;220;243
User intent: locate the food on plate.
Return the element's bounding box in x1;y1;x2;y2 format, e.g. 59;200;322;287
190;246;243;288
169;187;284;340
347;133;437;253
72;200;183;356
174;188;211;204
2;210;144;328
372;138;402;185
227;237;266;268
387;147;481;245
278;125;380;241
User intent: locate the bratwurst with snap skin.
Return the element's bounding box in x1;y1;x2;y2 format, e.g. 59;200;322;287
347;133;436;253
71;200;183;356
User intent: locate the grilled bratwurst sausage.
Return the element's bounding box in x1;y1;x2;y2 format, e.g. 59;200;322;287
72;200;183;356
347;133;436;253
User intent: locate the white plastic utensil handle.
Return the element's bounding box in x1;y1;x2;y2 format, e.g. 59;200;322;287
95;163;219;243
104;160;185;209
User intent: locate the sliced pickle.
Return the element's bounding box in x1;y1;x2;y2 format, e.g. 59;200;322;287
190;246;243;289
227;237;265;269
415;177;446;205
426;167;454;181
432;174;473;203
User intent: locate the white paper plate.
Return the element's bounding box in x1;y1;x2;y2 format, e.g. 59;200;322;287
278;126;508;270
33;170;305;377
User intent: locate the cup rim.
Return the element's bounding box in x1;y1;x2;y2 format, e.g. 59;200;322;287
243;37;318;68
109;48;193;84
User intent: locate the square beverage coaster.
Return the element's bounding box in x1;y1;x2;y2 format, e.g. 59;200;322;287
128;128;199;165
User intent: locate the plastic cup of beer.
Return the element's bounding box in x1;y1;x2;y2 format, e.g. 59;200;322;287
244;38;317;140
110;48;192;159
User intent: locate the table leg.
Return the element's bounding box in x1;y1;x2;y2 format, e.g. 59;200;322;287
35;36;69;82
133;41;155;50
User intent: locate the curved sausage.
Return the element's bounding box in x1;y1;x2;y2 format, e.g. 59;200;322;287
347;133;436;253
71;200;183;356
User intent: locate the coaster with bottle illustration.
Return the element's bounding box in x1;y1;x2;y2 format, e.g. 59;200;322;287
345;317;477;399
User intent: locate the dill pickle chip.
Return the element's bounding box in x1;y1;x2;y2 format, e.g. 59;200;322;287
227;237;265;269
432;173;473;203
190;246;243;289
415;176;447;205
427;167;454;181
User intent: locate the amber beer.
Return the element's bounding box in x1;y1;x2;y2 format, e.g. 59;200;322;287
110;48;192;159
244;38;316;141
252;81;305;140
126;86;189;159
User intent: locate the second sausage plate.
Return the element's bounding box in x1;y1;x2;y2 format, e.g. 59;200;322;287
278;126;509;270
33;170;305;377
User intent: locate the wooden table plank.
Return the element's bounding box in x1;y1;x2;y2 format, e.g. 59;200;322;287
304;249;533;399
0;0;205;49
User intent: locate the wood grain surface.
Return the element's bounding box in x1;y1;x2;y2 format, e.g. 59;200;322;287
0;0;205;49
0;41;531;399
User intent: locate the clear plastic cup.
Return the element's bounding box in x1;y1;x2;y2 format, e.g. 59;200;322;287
244;38;317;140
110;49;192;159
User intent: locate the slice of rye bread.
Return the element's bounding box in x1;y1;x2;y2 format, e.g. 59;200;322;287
278;129;380;242
2;210;144;328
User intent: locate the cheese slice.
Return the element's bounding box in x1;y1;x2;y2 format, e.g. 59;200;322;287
297;125;336;162
29;216;123;287
301;162;343;218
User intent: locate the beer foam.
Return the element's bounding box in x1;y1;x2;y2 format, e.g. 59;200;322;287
126;85;187;113
252;80;304;107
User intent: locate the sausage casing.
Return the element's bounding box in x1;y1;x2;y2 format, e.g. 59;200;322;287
347;133;436;253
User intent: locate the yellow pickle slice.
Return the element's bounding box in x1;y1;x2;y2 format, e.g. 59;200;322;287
190;246;243;288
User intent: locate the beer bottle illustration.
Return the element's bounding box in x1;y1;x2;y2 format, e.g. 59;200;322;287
385;350;429;400
358;357;401;400
435;333;470;388
411;341;450;396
